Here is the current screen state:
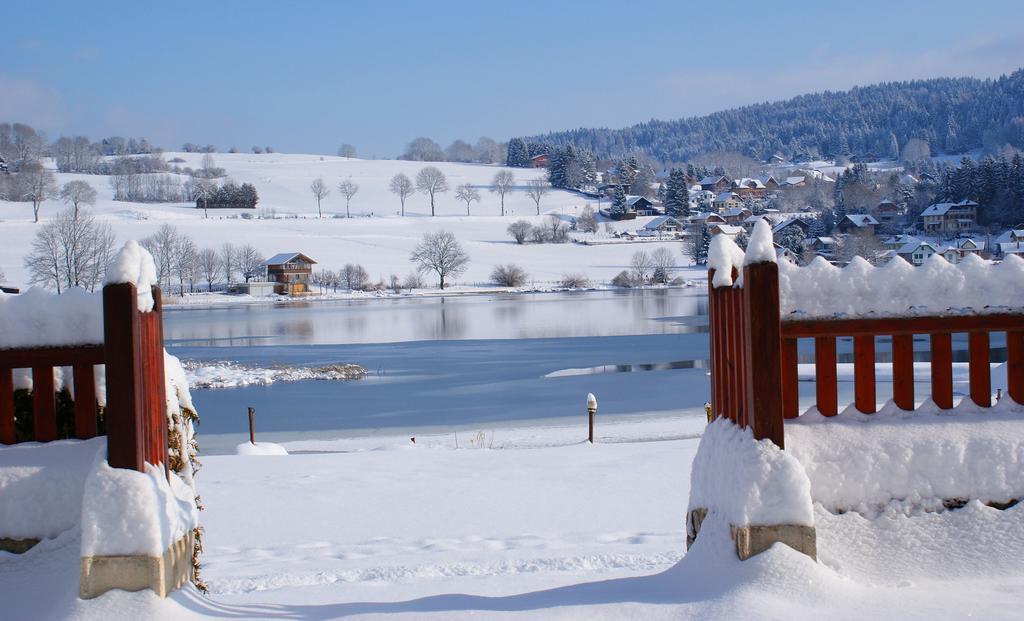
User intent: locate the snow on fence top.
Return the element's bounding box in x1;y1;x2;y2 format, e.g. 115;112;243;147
779;253;1024;318
0;287;103;349
0;241;158;350
104;240;158;312
708;220;1024;319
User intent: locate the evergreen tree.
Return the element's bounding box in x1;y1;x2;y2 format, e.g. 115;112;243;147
689;226;712;265
506;138;529;167
664;168;690;216
611;183;627;215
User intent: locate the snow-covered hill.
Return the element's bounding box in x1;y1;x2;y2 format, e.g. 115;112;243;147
0;153;693;290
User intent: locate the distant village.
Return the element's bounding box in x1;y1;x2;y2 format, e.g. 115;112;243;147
569;156;1024;267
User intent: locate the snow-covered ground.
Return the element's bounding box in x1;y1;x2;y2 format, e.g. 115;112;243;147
0;153;694;290
4;414;1023;620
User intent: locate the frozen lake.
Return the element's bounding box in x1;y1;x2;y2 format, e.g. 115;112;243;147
165;289;714;453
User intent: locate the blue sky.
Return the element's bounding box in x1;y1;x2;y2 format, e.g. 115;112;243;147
4;0;1024;157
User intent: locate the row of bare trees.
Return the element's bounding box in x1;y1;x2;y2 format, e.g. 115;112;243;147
310;167;552;218
139;224;265;293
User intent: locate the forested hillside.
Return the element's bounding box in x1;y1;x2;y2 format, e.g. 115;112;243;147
525;70;1024;164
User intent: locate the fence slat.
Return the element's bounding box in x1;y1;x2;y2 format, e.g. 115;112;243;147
968;331;991;407
814;337;838;416
0;368;14;444
781;338;799;419
930;333;953;410
722;288;736;425
32;367;56;442
73;364;97;439
731;286;747;428
891;334;915;411
1009;330;1024;405
853;335;876;414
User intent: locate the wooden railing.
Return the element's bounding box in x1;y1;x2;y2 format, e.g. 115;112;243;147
709;261;1024;449
0;284;168;475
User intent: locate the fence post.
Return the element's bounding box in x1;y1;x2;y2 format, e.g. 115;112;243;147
742;261;785;449
103;282;144;472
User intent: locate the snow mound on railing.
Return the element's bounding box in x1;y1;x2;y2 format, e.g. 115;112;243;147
779;253;1024;318
708;232;746;287
104;240;158;312
0;287;102;349
688;418;813;526
743;219;777;266
786;399;1024;517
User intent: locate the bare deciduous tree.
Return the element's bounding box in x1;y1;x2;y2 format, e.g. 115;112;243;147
175;237;199;293
389;173;414;216
198;248;222;292
310;177;330;218
341;264;369;290
546;215;569;243
525;179;549;215
454;184;480;215
650;247;676;283
59;180;97;220
490;264;527;287
237;244;265;282
23;208;115;293
507;220;531;244
221;242;237;285
577;205;598;233
141;224;181;288
630;250;653;284
19;162;58;222
337;179;359;218
337;144;357;158
410;231;469;289
415;167;449;216
491;170;515;216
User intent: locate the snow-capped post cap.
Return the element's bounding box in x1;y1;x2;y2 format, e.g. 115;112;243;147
743;219;777;266
708;232;745;287
586;393;597;412
104;240;158;312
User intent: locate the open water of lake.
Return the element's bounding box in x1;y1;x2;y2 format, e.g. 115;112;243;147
165;289;714;453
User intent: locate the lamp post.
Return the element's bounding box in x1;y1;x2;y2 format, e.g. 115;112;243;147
587;393;597;443
247;407;255;445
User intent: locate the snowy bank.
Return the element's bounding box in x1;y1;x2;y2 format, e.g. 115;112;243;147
182;360;366;389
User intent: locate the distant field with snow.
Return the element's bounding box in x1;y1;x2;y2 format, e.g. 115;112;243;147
0;153;695;290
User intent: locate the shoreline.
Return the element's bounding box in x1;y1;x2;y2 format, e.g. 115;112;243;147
161;279;707;310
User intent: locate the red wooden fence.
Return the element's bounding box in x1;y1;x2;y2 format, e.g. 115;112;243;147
0;283;168;475
709;261;1024;449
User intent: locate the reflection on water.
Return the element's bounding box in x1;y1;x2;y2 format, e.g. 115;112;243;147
548;359;708;377
164;289;709;347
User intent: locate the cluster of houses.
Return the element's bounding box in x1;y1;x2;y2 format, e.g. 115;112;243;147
592;169;1021;267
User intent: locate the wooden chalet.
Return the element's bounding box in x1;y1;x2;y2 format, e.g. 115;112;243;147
528;154;549;168
261;252;317;295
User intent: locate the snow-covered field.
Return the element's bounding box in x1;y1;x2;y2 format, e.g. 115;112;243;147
0;153;695;290
4;414;1023;620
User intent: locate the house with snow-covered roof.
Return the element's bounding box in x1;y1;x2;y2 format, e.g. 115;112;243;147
771;217;811;238
644;215;683;233
720;206;752;225
262;252;317;295
625;195;660;216
896;241;938;266
713;192;742;212
699;175;732;193
732;178;768;198
709;223;744;239
921;200;978;234
837;214;879;235
873;199;901;225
